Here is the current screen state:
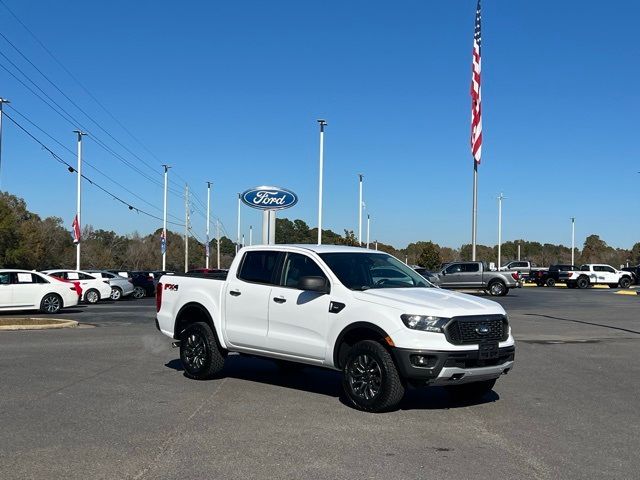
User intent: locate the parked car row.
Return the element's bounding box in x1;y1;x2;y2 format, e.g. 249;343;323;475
414;262;636;293
0;268;177;314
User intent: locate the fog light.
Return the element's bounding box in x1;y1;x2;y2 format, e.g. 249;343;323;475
410;354;436;368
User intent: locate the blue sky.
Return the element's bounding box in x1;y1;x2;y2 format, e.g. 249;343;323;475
0;0;638;250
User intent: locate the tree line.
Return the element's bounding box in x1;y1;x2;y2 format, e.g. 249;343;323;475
1;192;639;272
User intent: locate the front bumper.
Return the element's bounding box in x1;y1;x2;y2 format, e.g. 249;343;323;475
391;345;515;385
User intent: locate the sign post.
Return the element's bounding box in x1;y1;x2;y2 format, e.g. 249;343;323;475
241;186;298;245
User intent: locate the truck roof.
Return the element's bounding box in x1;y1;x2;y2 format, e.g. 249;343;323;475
238;244;383;254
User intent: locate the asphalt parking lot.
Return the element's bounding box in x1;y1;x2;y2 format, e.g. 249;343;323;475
1;288;639;480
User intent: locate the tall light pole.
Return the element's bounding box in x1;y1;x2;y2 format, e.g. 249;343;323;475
0;98;10;189
497;193;505;269
249;225;253;246
216;219;221;269
358;173;364;245
206;181;212;269
162;165;170;270
317;119;327;245
184;184;190;272
236;193;241;254
73;130;86;270
366;213;370;249
571;217;575;265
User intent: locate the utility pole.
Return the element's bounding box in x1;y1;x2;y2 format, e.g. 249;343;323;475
0;98;9;189
206;182;212;269
216;219;221;269
236;193;241;254
366;214;370;249
184;184;189;272
571;217;575;265
357;174;364;245
317;119;327;245
162;165;170;270
73;130;86;270
249;225;253;246
497;193;505;269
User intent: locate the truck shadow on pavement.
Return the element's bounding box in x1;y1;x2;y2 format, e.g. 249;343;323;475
165;354;499;411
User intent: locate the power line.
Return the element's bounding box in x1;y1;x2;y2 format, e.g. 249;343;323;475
2;110;186;227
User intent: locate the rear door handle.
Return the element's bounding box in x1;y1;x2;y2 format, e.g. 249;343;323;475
229;290;241;297
273;296;286;304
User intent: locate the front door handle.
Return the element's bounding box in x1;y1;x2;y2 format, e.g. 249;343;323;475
229;290;241;297
273;296;286;304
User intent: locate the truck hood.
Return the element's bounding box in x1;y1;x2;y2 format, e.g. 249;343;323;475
352;287;505;317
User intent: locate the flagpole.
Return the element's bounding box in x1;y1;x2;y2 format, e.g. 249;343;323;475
317;119;327;245
73;130;85;270
471;163;477;260
162;165;170;270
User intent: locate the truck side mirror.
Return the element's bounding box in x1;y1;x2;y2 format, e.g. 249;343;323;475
298;276;330;294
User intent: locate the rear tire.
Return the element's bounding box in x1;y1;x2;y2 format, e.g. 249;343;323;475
132;286;146;299
84;289;100;304
488;280;507;296
40;293;62;314
619;277;631;289
342;340;405;412
576;277;589;289
545;278;556;287
445;379;496;400
180;322;225;380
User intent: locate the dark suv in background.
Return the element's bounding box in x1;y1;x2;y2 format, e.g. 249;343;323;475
107;270;156;298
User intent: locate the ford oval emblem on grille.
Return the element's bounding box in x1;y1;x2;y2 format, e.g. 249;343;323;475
475;325;490;335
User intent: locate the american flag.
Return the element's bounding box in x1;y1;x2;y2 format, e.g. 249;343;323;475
470;0;482;165
72;214;81;244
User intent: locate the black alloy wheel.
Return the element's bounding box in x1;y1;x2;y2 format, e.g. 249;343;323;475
342;340;404;412
179;322;225;380
576;277;589;289
546;278;556;287
40;293;62;314
619;277;631;289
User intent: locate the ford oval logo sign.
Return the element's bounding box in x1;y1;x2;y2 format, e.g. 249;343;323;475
241;186;298;211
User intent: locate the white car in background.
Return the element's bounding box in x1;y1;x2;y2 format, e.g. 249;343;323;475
0;269;79;314
84;270;135;300
42;269;112;304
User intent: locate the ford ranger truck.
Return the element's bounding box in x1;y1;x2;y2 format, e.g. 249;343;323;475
155;245;515;412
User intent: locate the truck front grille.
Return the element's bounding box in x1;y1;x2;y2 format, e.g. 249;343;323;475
444;315;509;345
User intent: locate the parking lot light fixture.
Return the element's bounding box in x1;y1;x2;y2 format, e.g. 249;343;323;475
571;217;575;265
317;119;327;245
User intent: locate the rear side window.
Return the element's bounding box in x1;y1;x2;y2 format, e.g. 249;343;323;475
461;263;480;273
238;251;281;285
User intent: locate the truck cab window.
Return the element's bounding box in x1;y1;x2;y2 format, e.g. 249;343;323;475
282;253;327;288
238;251;281;285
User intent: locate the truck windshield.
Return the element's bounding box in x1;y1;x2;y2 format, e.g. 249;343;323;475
319;252;432;290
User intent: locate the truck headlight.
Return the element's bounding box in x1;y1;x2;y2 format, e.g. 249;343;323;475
401;314;449;333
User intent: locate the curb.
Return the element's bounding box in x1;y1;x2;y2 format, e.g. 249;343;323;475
0;318;79;331
614;290;639;296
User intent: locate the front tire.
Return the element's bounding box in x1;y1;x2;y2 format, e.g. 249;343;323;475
342;340;405;412
619;277;631;289
40;293;62;314
445;379;496;400
546;278;556;287
85;289;100;304
110;286;122;300
488;280;508;296
179;322;225;380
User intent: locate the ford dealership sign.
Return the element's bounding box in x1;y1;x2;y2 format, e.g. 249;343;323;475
241;186;298;211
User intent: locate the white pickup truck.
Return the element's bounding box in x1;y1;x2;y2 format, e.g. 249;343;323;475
155;245;515;412
559;264;633;289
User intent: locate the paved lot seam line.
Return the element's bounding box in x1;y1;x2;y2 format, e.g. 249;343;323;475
523;314;640;335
